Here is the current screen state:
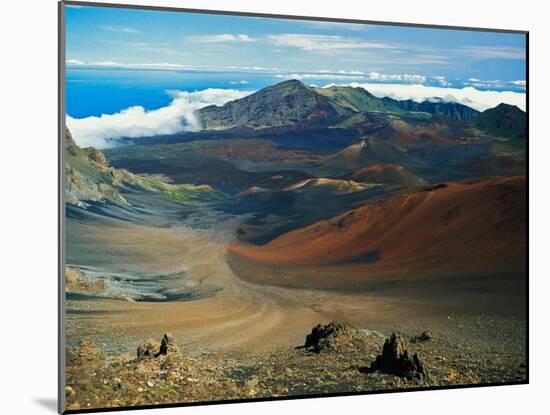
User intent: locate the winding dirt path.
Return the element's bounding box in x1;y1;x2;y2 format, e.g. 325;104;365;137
66;220;325;356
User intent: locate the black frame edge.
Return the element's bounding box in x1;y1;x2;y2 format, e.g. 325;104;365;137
58;1;67;414
63;380;529;414
525;30;530;385
63;0;528;34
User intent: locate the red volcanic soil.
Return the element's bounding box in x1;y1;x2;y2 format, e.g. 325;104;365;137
351;164;426;187
459;156;526;177
228;176;526;285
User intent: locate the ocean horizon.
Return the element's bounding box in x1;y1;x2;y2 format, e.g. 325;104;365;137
66;67;284;118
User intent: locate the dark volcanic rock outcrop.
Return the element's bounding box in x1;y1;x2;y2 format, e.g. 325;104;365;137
299;321;379;353
302;321;349;352
159;333;179;355
369;333;426;380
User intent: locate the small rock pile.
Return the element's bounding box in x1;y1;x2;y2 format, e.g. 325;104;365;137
369;333;426;380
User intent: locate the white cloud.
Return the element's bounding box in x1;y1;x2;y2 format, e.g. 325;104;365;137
63;60;448;88
321;82;526;112
459;46;525;60
275;71;426;84
366;72;426;84
229;80;250;85
432;76;451;87
188;34;255;43
87;60;120;67
463;78;526;90
276;73;365;81
100;25;141;34
66;59;197;71
464;79;505;89
67;89;252;149
268;34;394;51
67;58;85;65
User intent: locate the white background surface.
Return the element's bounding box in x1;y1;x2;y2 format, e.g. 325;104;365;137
0;0;545;413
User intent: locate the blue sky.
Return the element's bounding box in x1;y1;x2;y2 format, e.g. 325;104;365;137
66;4;526;91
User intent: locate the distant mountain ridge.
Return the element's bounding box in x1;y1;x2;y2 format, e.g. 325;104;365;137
197;80;482;131
387;97;480;121
316;86;479;121
470;103;526;138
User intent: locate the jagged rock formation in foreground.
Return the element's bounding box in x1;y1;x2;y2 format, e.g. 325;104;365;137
369;333;426;380
299;323;427;379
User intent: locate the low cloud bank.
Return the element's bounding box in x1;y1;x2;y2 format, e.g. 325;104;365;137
323;82;526;112
67;89;251;148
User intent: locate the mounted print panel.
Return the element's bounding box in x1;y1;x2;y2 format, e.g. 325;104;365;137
60;1;528;413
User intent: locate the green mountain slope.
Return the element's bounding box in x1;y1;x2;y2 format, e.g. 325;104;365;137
65;128;212;207
317;85;479;120
198;79;354;130
314;85;404;113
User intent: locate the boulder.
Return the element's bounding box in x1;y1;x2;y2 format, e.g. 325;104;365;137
84;147;108;166
300;321;357;353
369;333;426;380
